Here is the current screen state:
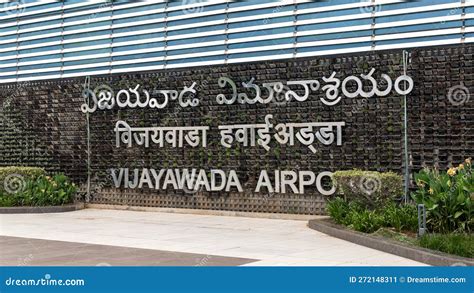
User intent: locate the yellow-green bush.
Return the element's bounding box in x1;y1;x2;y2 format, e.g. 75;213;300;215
0;166;45;194
412;158;473;233
0;169;77;207
326;197;418;233
332;170;403;207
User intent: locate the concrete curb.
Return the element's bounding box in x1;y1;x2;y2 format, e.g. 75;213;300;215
0;203;84;214
85;203;324;221
308;219;474;266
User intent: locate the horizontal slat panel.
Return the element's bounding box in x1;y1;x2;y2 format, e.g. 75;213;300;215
0;0;453;39
0;0;473;83
1;10;472;62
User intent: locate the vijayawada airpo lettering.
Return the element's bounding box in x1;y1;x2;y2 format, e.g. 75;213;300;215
111;168;335;195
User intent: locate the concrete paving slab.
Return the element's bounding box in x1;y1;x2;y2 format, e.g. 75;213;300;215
0;236;256;266
0;209;427;266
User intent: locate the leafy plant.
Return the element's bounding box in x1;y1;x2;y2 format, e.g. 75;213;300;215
0;195;16;207
326;197;418;233
0;173;77;207
412;158;473;233
346;208;384;233
419;233;473;258
381;202;418;232
326;194;473;258
326;197;349;225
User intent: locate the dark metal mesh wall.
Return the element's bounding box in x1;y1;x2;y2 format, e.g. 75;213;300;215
1;45;472;215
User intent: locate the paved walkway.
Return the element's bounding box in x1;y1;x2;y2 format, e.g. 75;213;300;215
0;209;426;266
0;236;255;266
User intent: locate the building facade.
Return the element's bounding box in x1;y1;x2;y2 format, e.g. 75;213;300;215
0;0;473;214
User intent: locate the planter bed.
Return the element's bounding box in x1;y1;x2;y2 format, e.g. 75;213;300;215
308;218;474;266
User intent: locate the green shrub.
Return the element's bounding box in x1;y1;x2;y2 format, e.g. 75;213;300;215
412;158;473;233
332;170;403;207
0;195;16;207
0;173;77;207
347;208;384;233
326;197;473;258
381;202;418;232
419;234;473;258
326;197;418;233
326;197;349;225
0;166;45;194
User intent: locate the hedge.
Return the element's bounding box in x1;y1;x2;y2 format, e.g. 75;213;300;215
332;170;403;207
0;166;45;194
